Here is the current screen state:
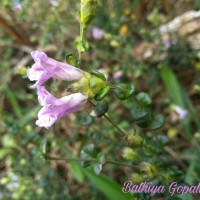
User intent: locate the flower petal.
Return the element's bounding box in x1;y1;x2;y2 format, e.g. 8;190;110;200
36;86;87;128
28;51;83;87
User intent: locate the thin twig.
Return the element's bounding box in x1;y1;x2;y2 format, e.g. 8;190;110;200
46;156;139;169
89;101;126;136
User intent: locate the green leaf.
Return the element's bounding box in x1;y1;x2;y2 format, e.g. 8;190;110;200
148;114;165;130
82;144;97;158
95;85;110;101
5;86;22;118
74;38;89;53
65;53;78;66
92;163;102;175
135;116;150;128
69;161;85;183
131;103;150;120
80;152;92;167
84;169;132;200
91;101;108;117
91;70;106;81
19;106;40;127
115;83;135;100
76;114;93;125
182;159;196;200
136;92;152;107
98;154;106;164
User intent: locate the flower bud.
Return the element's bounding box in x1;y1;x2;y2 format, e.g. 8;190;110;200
110;40;120;48
70;71;108;100
122;147;141;162
127;134;143;148
80;0;97;25
139;162;158;181
131;173;143;184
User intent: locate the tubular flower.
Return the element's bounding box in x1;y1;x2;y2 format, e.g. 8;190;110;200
27;51;108;128
36;86;87;128
27;51;83;88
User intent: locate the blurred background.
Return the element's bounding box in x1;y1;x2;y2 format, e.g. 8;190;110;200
0;0;200;199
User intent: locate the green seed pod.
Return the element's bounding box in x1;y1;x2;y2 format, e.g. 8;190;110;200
139;162;158;181
127;134;143;148
122;147;141;162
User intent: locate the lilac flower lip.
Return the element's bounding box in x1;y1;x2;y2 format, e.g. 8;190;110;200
27;51;83;88
36;86;87;128
27;51;87;128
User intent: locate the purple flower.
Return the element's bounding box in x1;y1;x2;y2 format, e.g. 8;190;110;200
92;27;104;40
12;2;22;10
27;51;89;128
173;105;188;120
27;51;83;88
113;71;123;79
36;86;87;128
50;0;58;6
164;39;177;48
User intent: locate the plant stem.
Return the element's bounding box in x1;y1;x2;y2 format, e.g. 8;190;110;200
103;114;127;136
106;159;139;170
89;101;126;136
78;24;85;61
46;156;139;169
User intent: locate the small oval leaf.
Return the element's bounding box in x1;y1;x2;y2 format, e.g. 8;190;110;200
95;86;110;101
91;70;106;81
115;83;135;100
65;53;78;66
91;101;108;117
148;114;165;130
136;92;152;107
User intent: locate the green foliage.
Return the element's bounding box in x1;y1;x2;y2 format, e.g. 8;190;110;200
91;70;106;81
84;169;132;200
65;53;79;66
74;38;90;53
91;101;108;117
115;83;135;100
94;85;110;101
